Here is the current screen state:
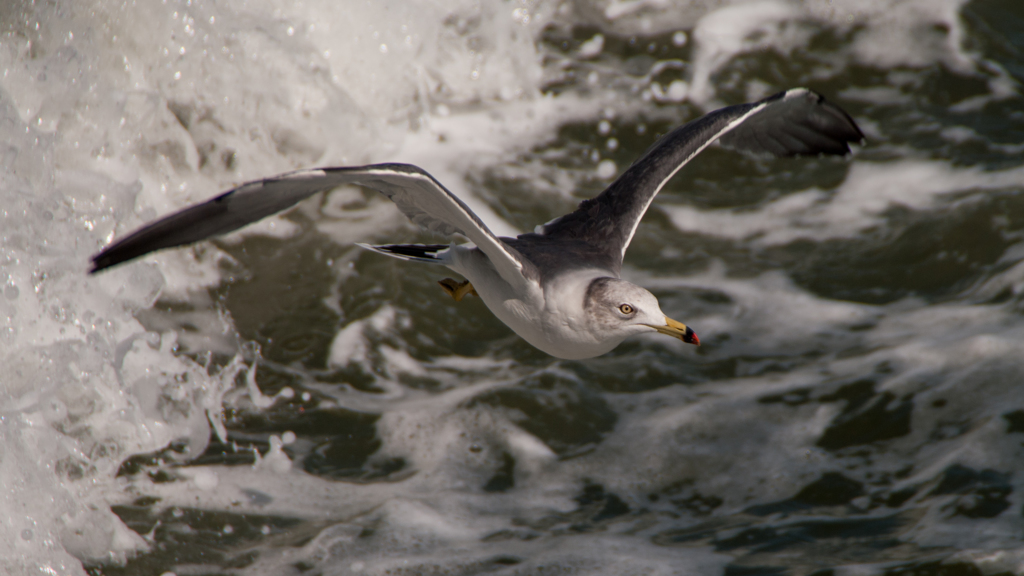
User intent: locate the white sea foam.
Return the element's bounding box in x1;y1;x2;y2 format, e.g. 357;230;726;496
0;0;562;571
680;0;997;107
2;0;1021;573
687;1;805;103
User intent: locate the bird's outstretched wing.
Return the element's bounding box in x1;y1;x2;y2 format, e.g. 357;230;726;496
535;88;864;266
90;163;533;288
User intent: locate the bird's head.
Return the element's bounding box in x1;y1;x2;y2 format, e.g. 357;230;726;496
583;277;699;347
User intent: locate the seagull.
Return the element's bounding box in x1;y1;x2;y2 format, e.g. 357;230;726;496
91;88;862;360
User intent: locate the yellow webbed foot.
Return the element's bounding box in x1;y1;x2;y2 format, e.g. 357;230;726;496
438;278;477;302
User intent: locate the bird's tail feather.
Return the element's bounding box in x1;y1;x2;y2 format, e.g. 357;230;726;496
355;243;449;264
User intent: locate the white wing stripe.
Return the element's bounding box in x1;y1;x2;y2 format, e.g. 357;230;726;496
279;169;328;179
618;100;769;258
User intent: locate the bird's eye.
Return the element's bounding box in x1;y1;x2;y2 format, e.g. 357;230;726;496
619;304;634;315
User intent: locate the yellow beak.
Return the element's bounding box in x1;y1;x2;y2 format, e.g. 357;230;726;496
643;316;700;346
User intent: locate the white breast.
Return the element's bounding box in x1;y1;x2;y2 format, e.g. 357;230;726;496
447;248;620;360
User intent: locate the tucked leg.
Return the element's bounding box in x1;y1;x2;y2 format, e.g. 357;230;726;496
438;278;478;302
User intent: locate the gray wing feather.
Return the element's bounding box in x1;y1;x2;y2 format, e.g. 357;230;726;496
537;88;863;268
90;163;533;289
718;88;862;156
90;170;335;272
356;172;461;237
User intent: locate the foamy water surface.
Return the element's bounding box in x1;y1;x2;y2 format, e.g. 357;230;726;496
2;0;1024;574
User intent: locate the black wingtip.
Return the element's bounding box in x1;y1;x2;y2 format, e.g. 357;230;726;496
88;256;113;274
716;88;865;161
813;91;865;153
85;198;235;276
88;251;122;274
375;243;448;259
88;235;164;274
